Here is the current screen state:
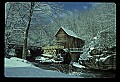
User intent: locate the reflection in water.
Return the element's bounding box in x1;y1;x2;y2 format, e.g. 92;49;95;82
34;63;115;78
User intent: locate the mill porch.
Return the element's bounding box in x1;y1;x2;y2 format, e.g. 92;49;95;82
69;48;83;62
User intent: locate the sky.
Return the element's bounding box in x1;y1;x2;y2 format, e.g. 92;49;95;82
60;2;94;11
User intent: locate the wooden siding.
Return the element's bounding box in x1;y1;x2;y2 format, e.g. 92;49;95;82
55;28;85;49
55;27;85;62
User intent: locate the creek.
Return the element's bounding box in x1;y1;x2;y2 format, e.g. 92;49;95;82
33;62;115;78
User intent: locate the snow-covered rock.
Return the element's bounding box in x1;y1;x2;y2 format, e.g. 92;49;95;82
99;55;111;62
78;46;116;70
72;62;85;68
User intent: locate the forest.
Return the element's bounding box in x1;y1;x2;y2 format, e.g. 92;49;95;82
5;2;116;58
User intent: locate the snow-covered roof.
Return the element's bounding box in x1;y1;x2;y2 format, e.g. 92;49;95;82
55;26;82;40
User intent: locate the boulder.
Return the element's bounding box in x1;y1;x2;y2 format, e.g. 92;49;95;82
78;46;116;70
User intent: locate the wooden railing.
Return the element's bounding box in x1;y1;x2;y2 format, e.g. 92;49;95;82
69;48;83;53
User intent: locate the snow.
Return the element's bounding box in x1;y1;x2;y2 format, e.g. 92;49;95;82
99;55;111;62
79;48;90;60
96;59;99;62
37;57;63;63
41;53;53;58
87;55;93;58
4;57;34;67
4;57;81;78
90;47;94;50
37;56;49;61
93;37;97;40
72;62;85;68
50;59;56;62
61;26;79;38
8;49;15;56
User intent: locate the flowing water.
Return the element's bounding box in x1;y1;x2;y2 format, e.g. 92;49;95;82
33;63;115;78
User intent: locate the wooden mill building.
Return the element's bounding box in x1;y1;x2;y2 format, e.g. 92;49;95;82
55;26;85;62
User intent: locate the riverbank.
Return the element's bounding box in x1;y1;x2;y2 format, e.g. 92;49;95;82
34;62;115;78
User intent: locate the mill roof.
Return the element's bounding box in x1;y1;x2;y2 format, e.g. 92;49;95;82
55;26;82;40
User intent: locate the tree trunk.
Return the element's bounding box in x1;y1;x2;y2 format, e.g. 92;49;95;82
22;2;34;59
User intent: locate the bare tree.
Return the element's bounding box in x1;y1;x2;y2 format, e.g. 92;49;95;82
5;2;63;59
22;2;35;59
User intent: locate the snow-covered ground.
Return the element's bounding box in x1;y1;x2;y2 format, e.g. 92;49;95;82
4;57;34;67
4;57;82;78
72;62;85;69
